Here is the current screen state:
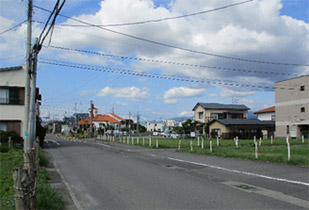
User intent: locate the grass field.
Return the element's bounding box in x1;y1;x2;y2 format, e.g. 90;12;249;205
101;136;309;166
0;146;65;210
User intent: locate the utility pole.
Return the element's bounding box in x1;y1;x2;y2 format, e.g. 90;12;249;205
137;113;140;133
27;38;39;150
90;101;93;138
23;0;32;151
129;111;131;134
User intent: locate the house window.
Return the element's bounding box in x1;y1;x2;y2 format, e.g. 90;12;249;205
300;86;305;91
301;107;305;112
198;112;203;119
0;87;24;105
287;125;289;134
271;115;275;120
0;88;9;104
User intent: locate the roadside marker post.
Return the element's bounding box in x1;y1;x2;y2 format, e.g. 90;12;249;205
271;136;273;145
156;139;158;148
255;141;258;159
302;135;304;144
286;136;291;161
210;140;213;153
201;137;204;149
197;137;200;147
178;140;181;150
216;136;219;146
149;137;152;147
143;137;145;145
137;137;139;145
190;140;193;152
259;137;262;146
127;136;129;144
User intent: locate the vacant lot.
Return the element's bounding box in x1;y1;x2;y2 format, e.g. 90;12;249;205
105;136;309;166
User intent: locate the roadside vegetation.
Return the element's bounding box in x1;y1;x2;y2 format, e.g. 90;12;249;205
0;141;65;210
98;136;309;166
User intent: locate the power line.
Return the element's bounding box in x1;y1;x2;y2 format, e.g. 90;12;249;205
33;4;309;67
38;58;278;90
0;20;27;35
35;0;253;27
45;45;305;77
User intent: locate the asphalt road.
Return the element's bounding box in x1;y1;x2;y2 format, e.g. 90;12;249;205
45;134;309;209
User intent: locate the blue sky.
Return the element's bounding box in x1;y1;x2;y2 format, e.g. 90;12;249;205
0;0;308;121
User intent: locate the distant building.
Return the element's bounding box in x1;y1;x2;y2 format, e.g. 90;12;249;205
146;121;164;132
275;75;309;138
254;106;275;121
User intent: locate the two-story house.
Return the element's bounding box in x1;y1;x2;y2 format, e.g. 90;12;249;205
0;66;27;137
193;102;250;124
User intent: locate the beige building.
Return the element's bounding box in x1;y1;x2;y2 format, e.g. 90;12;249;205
275;75;309;139
193;103;249;124
0;66;27;137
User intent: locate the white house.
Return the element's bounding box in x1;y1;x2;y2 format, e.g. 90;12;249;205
146;121;164;132
254;106;275;121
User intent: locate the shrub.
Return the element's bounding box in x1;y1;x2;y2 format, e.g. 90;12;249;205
0;130;23;144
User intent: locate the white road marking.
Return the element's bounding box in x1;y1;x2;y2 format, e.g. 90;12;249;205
49;140;60;146
224;181;309;208
167;157;309;187
53;161;83;210
97;143;110;148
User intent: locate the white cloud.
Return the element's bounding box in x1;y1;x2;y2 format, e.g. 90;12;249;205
97;86;149;100
238;99;256;110
208;93;217;97
178;111;194;117
116;101;128;106
220;88;255;97
79;89;97;96
163;86;205;104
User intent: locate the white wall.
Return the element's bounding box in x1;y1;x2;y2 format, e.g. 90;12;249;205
257;112;275;121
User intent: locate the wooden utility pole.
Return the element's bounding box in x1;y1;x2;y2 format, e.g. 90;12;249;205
24;0;32;151
90;101;93;138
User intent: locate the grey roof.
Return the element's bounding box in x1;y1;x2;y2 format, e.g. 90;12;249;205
211;119;275;127
193;103;250;111
0;66;23;72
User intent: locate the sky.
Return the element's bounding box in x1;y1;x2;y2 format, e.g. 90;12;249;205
0;0;308;121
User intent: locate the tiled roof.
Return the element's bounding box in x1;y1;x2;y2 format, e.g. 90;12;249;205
254;106;275;114
93;114;120;123
109;113;125;121
193;103;250;111
211;119;275;126
79;117;90;125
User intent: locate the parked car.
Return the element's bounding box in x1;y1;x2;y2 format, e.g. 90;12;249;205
169;133;179;139
159;132;168;138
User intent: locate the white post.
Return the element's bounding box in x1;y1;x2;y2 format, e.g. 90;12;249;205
127;136;129;144
190;140;193;152
216;136;219;146
156;139;158;148
178;140;181;150
137;137;139;145
254;136;256;145
259;137;262;146
210;140;212;153
149;137;152;147
287;142;291;161
235;137;239;148
197;137;200;147
271;136;273;145
201;137;204;149
255;142;258;159
302;135;304;144
132;137;134;145
143;137;145;145
286;136;290;161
